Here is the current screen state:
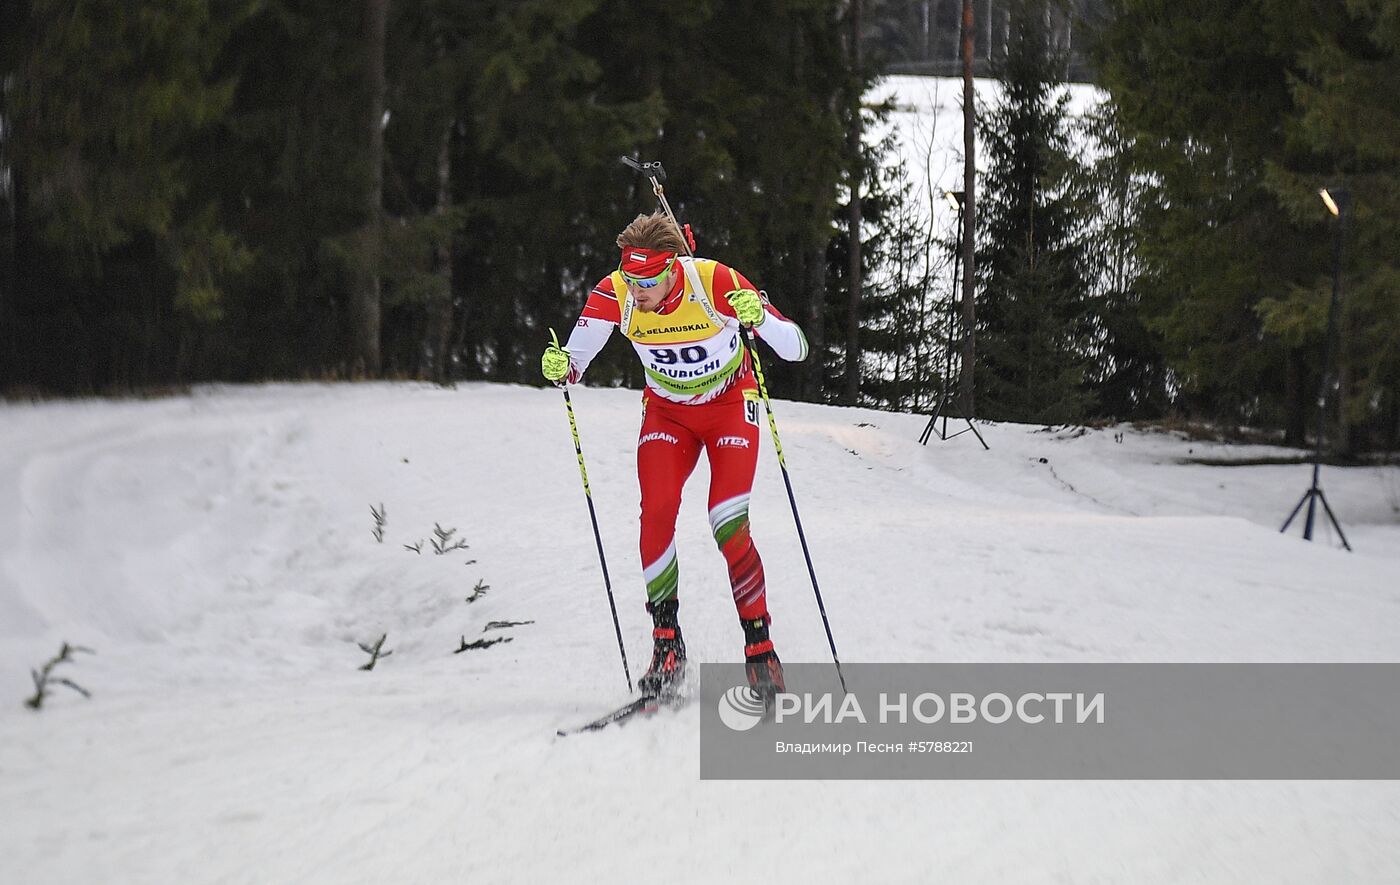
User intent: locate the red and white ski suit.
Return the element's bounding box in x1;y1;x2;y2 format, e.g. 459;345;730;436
562;257;808;619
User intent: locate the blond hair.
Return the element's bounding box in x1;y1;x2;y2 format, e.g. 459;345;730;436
616;212;686;253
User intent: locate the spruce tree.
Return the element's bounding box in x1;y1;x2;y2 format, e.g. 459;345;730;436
205;0;381;378
351;0;388;377
2;0;251;389
377;0;479;381
857;153;946;411
824;122;935;410
1093;0;1320;438
1259;0;1400;451
975;0;1096;424
1076;102;1171;419
452;0;661;385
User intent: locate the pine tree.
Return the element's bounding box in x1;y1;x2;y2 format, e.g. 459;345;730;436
822;14;919;409
841;0;865;405
1076;102;1171;419
974;0;1096;424
2;0;252;389
1093;0;1321;437
203;0;382;379
451;0;662;385
856;153;946;410
350;0;388;377
377;0;478;381
1259;0;1400;452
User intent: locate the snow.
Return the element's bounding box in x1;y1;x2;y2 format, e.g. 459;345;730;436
3;381;1399;883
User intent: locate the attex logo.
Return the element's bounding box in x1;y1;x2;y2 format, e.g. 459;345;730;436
716;436;750;448
639;431;679;446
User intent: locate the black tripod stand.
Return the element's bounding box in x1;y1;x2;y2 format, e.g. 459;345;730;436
1281;460;1351;550
920;193;987;450
1280;186;1352;551
919;376;988;448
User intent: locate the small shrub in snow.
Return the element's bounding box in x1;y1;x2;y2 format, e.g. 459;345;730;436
25;643;95;710
357;634;392;671
431;523;469;555
370;503;386;543
454;635;511;653
465;579;489;604
483;620;533;631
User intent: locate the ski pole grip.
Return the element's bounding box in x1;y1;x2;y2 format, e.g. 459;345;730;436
619;156;666;181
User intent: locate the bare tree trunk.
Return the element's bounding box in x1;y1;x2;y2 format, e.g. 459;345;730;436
1388;389;1400;453
1285;348;1306;446
428;114;454;382
958;0;977;416
922;0;933;62
843;0;864;406
351;0;387;377
0;171;15;385
1336;347;1353;458
806;247;827;400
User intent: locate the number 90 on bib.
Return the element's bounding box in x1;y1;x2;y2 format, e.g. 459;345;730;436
648;345;709;366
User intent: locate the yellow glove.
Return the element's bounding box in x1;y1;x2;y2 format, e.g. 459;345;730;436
727;288;765;327
541;329;570;384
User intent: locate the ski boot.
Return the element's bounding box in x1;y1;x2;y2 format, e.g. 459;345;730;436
742;614;785;708
638;599;687;700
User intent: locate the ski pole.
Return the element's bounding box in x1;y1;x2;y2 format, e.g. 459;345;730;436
739;327;848;696
619;155;848;694
552;328;632;693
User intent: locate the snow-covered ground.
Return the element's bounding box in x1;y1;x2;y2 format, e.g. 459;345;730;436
2;382;1399;883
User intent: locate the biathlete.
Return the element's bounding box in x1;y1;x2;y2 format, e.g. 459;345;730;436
542;212;809;701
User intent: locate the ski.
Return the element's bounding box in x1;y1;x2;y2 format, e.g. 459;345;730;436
556;696;657;736
556;692;688;737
